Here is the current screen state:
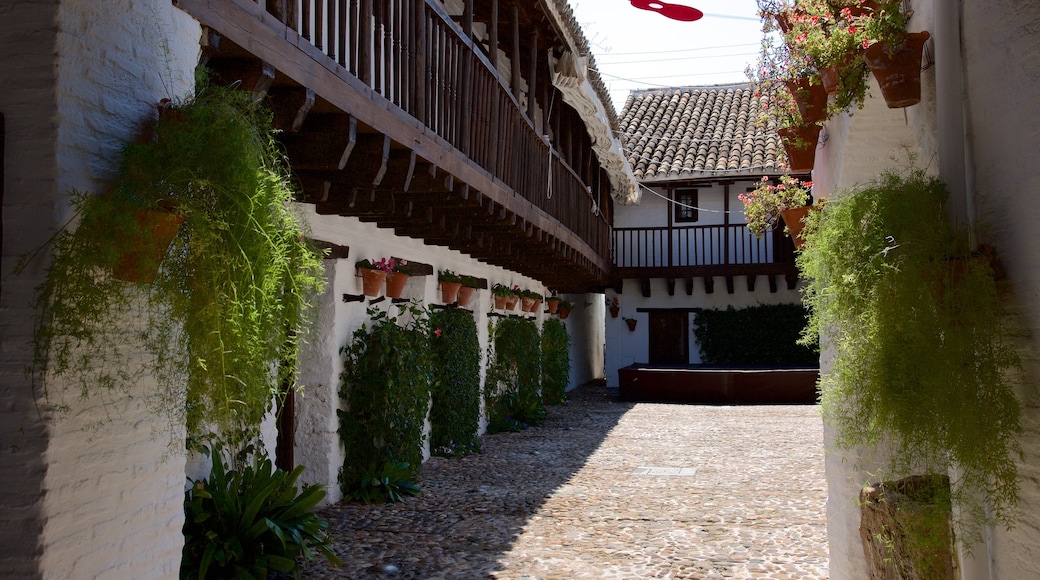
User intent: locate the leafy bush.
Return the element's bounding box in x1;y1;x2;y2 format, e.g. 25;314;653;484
485;317;544;432
350;461;422;504
693;304;818;366
181;450;340;579
429;308;482;457
798;167;1022;546
338;303;432;498
540;319;571;405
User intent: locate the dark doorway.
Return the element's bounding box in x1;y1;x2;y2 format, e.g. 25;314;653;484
649;310;688;365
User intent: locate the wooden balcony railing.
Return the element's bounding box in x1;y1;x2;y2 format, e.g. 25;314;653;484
257;0;611;260
612;224;796;270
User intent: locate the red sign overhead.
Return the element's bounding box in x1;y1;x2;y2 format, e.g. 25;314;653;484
629;0;704;22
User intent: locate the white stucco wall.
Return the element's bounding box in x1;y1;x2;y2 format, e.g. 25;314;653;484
28;1;202;579
296;207;604;502
818;2;1040;578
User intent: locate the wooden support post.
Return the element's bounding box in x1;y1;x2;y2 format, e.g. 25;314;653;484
746;274;757;292
666;278;676;296
704;276;715;294
685;277;694;295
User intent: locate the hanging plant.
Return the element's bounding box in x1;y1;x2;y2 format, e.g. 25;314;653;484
798;167;1022;548
24;67;326;447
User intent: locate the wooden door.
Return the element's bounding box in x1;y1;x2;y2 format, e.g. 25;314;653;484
649;311;689;365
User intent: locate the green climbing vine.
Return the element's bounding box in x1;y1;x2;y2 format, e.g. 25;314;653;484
485;317;544;432
429;308;482;457
540;318;571;405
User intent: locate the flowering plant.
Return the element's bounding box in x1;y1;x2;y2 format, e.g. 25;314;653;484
739;174;813;237
491;283;518;297
606;297;619;308
438;269;462;283
357;257;395;274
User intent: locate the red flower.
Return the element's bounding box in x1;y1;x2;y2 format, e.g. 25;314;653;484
434;328;442;338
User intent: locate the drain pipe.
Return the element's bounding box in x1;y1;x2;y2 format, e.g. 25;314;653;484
935;1;992;578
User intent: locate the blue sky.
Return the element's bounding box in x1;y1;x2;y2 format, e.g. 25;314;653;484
569;0;763;110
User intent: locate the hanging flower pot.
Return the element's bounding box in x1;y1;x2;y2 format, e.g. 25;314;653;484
111;208;185;284
360;267;387;297
609;306;620;318
625;318;637;331
546;297;561;314
521;296;537;312
558;306;571;320
505;294;520;311
779;204;821;250
494;294;509;310
864;31;930;109
385;272;409;299
784;77;829;124
440;281;462;304
821;66;840;95
457;285;476;308
778;124;822;173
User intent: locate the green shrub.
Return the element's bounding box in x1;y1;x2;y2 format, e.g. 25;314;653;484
798;167;1022;546
540;319;571;405
429;308;482;457
350;461;422;504
485;317;544;432
693;304;818;365
181;449;340;579
338;303;432;498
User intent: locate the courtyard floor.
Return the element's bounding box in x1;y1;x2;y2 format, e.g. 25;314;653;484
303;385;828;579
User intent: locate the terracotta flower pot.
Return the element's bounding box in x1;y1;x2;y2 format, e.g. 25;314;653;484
779;205;819;250
821;66;840;95
440;281;462;304
558;307;571;320
385;272;409;299
626;319;637;331
609;306;620;318
360;268;387;297
505;295;519;311
547;298;561;314
521;296;537;312
112;209;185;284
457;285;476;308
494;294;509;310
778;124;823;173
784;77;829;124
864;31;930;109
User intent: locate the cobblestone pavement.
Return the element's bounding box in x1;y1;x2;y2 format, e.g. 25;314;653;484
304;385;828;579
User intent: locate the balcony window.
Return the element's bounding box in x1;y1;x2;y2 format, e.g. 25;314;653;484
674;188;698;223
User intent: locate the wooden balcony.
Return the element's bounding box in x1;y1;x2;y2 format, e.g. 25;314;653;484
175;0;615;292
612;224;799;294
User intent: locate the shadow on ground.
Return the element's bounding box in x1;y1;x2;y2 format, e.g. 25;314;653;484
302;385;633;578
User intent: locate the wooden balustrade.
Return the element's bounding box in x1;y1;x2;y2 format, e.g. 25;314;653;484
612;224;795;270
258;0;609;256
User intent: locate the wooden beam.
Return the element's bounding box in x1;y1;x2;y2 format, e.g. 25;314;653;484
704;276;715;294
746;274;757;292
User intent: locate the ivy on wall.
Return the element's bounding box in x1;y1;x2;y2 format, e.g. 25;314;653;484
693;304;818;366
429;308;482;457
485;317;544;432
338;303;432;495
540;318;571;405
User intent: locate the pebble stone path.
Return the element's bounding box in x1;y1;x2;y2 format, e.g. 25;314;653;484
304;385;829;579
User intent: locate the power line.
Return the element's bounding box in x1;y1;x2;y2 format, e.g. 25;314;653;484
601;41;760;57
598;51;760;65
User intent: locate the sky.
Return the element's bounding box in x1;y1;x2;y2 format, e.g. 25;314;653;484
569;0;764;111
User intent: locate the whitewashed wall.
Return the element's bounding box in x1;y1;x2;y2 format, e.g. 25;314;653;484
296;208;604;502
816;1;1040;578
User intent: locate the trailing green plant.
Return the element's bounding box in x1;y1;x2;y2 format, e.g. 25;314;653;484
438;269;462;283
693;304;818;366
485;317;544;432
24;67;326;447
540;319;571;405
181;447;340;579
429;308;482;457
350;460;422;504
460;274;482;288
491;283;518;297
338;302;432;498
797;167;1022;547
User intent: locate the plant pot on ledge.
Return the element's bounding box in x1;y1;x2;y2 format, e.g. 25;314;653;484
547;297;561;314
778;124;823;173
359;267;387;297
457;285;476;308
505;295;519;311
440;281;462;304
865;31;931;109
385;272;409;299
493;294;509;310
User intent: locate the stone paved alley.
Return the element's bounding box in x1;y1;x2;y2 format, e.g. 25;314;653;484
304;385;828;579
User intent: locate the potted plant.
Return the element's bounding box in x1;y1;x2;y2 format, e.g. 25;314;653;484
797;167;1022;555
457;275;480;308
623;317;637;331
385;259;412;299
557;300;574;320
505;284;521;311
739;174;816;247
520;289;542;313
491;283;513;310
438;269;463;304
607;296;620;318
546;294;562;314
25;68;327;446
356;257;393;297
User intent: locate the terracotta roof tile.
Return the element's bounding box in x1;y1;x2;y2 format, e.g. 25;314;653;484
618;84;787;182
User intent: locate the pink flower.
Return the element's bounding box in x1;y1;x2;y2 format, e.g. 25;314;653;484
862;38;871;49
847;25;857;34
434;328;442;338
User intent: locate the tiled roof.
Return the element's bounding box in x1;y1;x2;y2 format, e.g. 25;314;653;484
618;84;787;182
